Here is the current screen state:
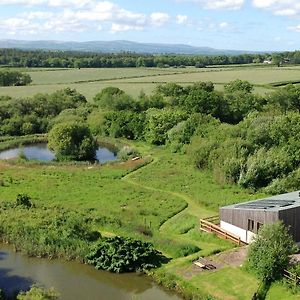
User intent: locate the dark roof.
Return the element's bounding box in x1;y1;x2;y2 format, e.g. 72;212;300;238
221;191;300;212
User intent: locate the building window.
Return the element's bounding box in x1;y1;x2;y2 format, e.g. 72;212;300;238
257;222;263;232
248;219;254;232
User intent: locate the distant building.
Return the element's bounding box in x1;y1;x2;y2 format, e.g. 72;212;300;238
220;191;300;244
263;59;272;64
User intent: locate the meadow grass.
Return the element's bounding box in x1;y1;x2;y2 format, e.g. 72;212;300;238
0;138;299;299
27;67;189;85
0;65;292;100
115;66;300;85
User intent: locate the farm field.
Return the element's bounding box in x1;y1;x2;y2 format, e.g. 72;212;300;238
1;65;299;100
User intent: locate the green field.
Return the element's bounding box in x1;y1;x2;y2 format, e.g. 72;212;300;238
1;64;300;299
1;138;298;299
1;65;299;100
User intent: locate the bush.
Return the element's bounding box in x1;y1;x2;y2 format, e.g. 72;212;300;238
264;168;300;195
238;147;293;189
16;193;33;208
17;285;59;300
93;87;136;111
48;122;97;161
117;146;139;161
0;69;32;86
86;236;166;273
247;222;297;283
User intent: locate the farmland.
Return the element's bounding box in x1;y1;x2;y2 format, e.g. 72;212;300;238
1;65;300;100
1;64;300;299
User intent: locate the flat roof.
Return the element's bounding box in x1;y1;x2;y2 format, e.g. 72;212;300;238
221;190;300;212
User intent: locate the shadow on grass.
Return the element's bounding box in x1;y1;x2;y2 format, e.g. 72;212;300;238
252;281;271;300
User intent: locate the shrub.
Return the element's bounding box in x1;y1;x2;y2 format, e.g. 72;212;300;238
264;168;300;195
247;222;297;283
48;122;97;161
238;147;293;189
17;285;59;300
16;193;33;208
86;236;166;273
117;146;139;161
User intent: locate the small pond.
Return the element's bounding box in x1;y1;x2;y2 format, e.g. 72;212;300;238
0;245;181;300
0;143;117;163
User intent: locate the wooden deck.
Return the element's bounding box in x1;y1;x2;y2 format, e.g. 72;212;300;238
200;216;247;246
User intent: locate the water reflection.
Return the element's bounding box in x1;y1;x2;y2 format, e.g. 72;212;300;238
0;143;117;163
0;245;181;300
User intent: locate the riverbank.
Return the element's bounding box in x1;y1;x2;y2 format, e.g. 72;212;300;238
0;139;299;299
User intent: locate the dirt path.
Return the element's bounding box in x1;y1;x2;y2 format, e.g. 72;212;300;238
121;156;213;234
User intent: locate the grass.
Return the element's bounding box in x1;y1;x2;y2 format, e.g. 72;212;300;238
2;65;297;100
266;283;300;300
0;138;299;299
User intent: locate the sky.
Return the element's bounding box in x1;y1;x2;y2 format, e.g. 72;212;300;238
0;0;300;51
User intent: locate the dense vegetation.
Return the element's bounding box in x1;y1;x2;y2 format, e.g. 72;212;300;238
48;122;97;161
0;69;31;86
0;88;88;135
87;236;165;273
0;285;58;300
247;222;297;299
1;64;300;299
1;48;300;68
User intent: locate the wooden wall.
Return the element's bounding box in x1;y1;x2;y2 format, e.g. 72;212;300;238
279;206;300;242
220;206;300;241
220;208;278;233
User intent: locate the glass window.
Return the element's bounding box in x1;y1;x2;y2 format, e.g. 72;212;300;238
248;219;254;232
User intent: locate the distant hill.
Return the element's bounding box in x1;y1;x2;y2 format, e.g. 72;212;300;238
0;39;257;55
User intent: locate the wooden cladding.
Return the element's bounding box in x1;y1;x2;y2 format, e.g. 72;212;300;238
220;205;300;242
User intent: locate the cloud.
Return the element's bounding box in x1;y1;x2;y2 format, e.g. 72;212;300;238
0;0;45;5
219;21;229;28
252;0;300;17
176;14;189;24
177;0;244;10
150;12;170;27
288;24;300;32
110;23;143;33
0;17;40;35
0;0;93;6
0;1;171;35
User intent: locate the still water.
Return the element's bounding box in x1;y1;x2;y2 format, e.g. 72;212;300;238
0;143;117;163
0;245;181;300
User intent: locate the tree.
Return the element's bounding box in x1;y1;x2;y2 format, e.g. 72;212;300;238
93;87;136;111
224;79;254;93
247;222;297;283
48;122;97;161
0;70;32;86
144;108;187;145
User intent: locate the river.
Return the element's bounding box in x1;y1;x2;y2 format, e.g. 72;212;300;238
0;244;181;300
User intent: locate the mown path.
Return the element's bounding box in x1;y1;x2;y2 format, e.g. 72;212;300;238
122;156;213;235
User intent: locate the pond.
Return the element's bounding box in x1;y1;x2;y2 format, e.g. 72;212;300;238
0;143;117;163
0;245;181;300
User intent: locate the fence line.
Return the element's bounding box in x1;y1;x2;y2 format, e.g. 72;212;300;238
283;269;300;285
200;218;246;246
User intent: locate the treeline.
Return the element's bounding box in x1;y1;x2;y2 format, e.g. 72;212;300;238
1;79;300;193
85;81;300;194
0;48;294;68
0;88;87;135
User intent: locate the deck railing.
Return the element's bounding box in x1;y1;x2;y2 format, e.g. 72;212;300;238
283;269;300;285
200;217;247;246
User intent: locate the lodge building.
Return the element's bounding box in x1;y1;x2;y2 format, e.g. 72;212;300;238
220;191;300;244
